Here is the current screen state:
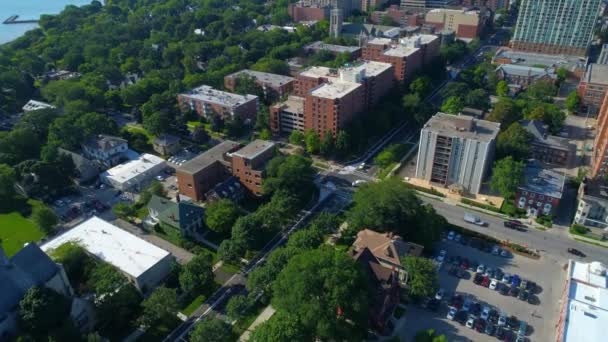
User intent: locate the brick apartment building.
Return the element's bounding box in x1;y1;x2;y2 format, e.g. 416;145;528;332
271;61;394;136
515;160;565;217
424;8;486;39
578;64;608;116
230;140;276;195
176;141;241;202
519;120;576;167
591;91;608;179
461;0;509;11
288;2;330;22
370;5;423;27
177;85;259;123
495;64;557;90
224;69;295;101
176;140;275;201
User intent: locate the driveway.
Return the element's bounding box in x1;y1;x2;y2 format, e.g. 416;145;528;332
111;218;194;265
393;240;567;342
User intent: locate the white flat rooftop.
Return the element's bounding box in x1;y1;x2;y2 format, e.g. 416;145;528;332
180;85;258;108
42;216;171;278
343;61;393;78
367;37;392;46
310;81;361;99
102;153;165;184
561;260;608;342
383;45;420;58
299;66;337;80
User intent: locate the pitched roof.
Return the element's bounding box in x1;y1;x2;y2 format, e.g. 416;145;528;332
353;229;424;267
82;135;127;151
148;195;205;230
11;243;59;284
153;134;180;146
519;119;574;150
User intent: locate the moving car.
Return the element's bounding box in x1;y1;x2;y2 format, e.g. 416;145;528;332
464;212;487;226
504;220;527;231
568;248;586;257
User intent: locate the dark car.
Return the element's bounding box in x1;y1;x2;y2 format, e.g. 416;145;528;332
518;290;529;302
460;236;469;245
474;273;484;285
469;260;479;272
475;319;486;332
455;310;468;325
481;276;491;287
509;286;520;297
427;298;440;311
485;323;496;336
495;327;506;340
460;258;469;269
527;294;539;305
568;248;586;257
507;315;519;329
470;302;481;317
504;220;527;231
499;285;510;296
450;294;463;309
456;268;467;279
488;309;499;324
504;329;514;342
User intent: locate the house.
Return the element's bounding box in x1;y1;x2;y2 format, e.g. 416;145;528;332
515;160;566;217
519;120;576;166
100;153;166;192
351;247;400;335
0;244;74;339
58;148;100;184
147;195;206;238
351;229;423;286
81;135;129;168
495;64;557;90
205;176;245;203
153;134;181;156
573;178;608;229
42;216;174;294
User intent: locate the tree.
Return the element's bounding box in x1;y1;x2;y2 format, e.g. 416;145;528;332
179;252;214;296
18;287;71;337
410;77;432;97
305;130;320;154
31;205;59;233
346;178;444;250
89;263;128;296
140;287;178;327
250;312;306;341
402;257;439;298
272;248;369;340
440;96;464;114
226;295;250;320
0;163;16;210
465;88;489;109
205;199;240;235
95;285;142;338
320;132;334;156
557;67;568;83
112;202;136;219
334;130;350;156
496;122;532;161
286;227;324;250
487;97;520;126
490;156;525;199
262;155;315;204
192;125;210;143
374;144;405;169
289;130;305;146
415;329;448;342
259;129;271;140
566;91;580;113
190;318;231;342
143;111;170;136
496;80;509;97
524;80;556;102
218;239;245;264
48;242;93;292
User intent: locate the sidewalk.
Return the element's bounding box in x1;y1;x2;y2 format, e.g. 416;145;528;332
238;306;276;341
569;233;608;248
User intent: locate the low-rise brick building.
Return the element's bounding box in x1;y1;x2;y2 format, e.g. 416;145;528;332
424;8;487;40
515;160;565;217
177;85;259;123
224;70;295;101
519;120;575;167
288;2;330;22
230;140;276;196
578;64;608;116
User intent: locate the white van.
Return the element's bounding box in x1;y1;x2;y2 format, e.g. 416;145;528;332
464;212;486;226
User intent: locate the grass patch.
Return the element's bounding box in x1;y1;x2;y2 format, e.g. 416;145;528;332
0;212;45;256
461;198;501;213
124;124;154;143
137;316;181;342
219;262;241;275
187;121;202;130
377;162;397;179
573;237;608;249
394;306;406;319
181;294;207;316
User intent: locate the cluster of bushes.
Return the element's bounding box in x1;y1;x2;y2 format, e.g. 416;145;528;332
403;182;446;198
535;215;553;228
570;224;590;235
503;242;540;259
461;198;501;213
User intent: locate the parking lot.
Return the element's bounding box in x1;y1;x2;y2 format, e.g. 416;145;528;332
395;235;567;342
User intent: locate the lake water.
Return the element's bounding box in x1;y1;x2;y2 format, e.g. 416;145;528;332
0;0;94;45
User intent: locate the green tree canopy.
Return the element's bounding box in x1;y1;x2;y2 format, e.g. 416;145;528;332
496;122;532;161
179;252;214;296
190;318;232;342
140;286;179;327
496;80;509;97
31;205;59;233
249;311;306;342
205;199;241;235
440;96;464;114
566;91;580;113
490;156;525;199
402;256;439;298
271;248;369;340
18;287;71;338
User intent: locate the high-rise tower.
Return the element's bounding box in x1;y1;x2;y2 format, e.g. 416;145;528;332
330;8;343;38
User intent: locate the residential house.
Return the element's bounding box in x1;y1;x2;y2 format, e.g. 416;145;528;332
351;229;424;286
495;64;557;90
0;244;74;339
515;160;566;217
574;178;608;229
153;134;181;156
519;120;575;166
58;148;100;184
81;135;129;168
147;195;206;238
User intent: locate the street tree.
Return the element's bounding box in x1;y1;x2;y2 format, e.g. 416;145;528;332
226;294;250;320
410;76;432;97
496;80;509;97
140;286;179;327
440;96;464;114
490;156;525;199
249;312;306;341
402;256;439;298
18;287;71;338
31;205;59;233
179;252;214;296
190;318;231;342
205;199;241;235
305;130;320;154
565;91;580;113
496;122;532;161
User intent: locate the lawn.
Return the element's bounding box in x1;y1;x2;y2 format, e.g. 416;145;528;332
181;294;207;316
124;124;154;143
0;212;45;256
219;262;241;275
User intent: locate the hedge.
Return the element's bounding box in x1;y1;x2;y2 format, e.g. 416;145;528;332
461;198;501;213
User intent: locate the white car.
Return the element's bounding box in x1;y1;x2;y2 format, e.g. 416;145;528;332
447;307;457;320
466;316;475;328
497;314;507;327
357;162;366;170
447;231;455;240
481;306;491;320
435;288;445;301
351;180;367;187
489;279;499;290
476;264;485;274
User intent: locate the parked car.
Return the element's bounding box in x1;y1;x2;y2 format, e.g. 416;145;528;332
450;294;463;309
435;288;445;301
485;323;496;336
481;306;491;320
455;310;468;325
466;315;475;328
509;286;520;297
447;230;455;240
492;268;503;281
518;321;528;337
495;327;506;339
520;279;528;290
490;279;499;290
497;313;507;327
455;234;462;242
507;315;519;329
518;290;529;302
511;274;521;287
473;273;484;285
477;264;486;274
481;276;491;287
462;298;471;312
464;212;487;226
568;248;586;257
491;245;500;255
475;318;486;332
502;273;512;283
447;307;458;320
470;302;481;318
500;249;511;258
499;285;510;296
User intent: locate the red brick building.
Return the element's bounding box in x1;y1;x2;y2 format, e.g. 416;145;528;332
230;140;276;196
592;91;608;179
577;64;608;117
515;160;565;217
370;5;423;27
224;70;295;102
177;85;259;123
424;8;486;39
288;3;330;22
